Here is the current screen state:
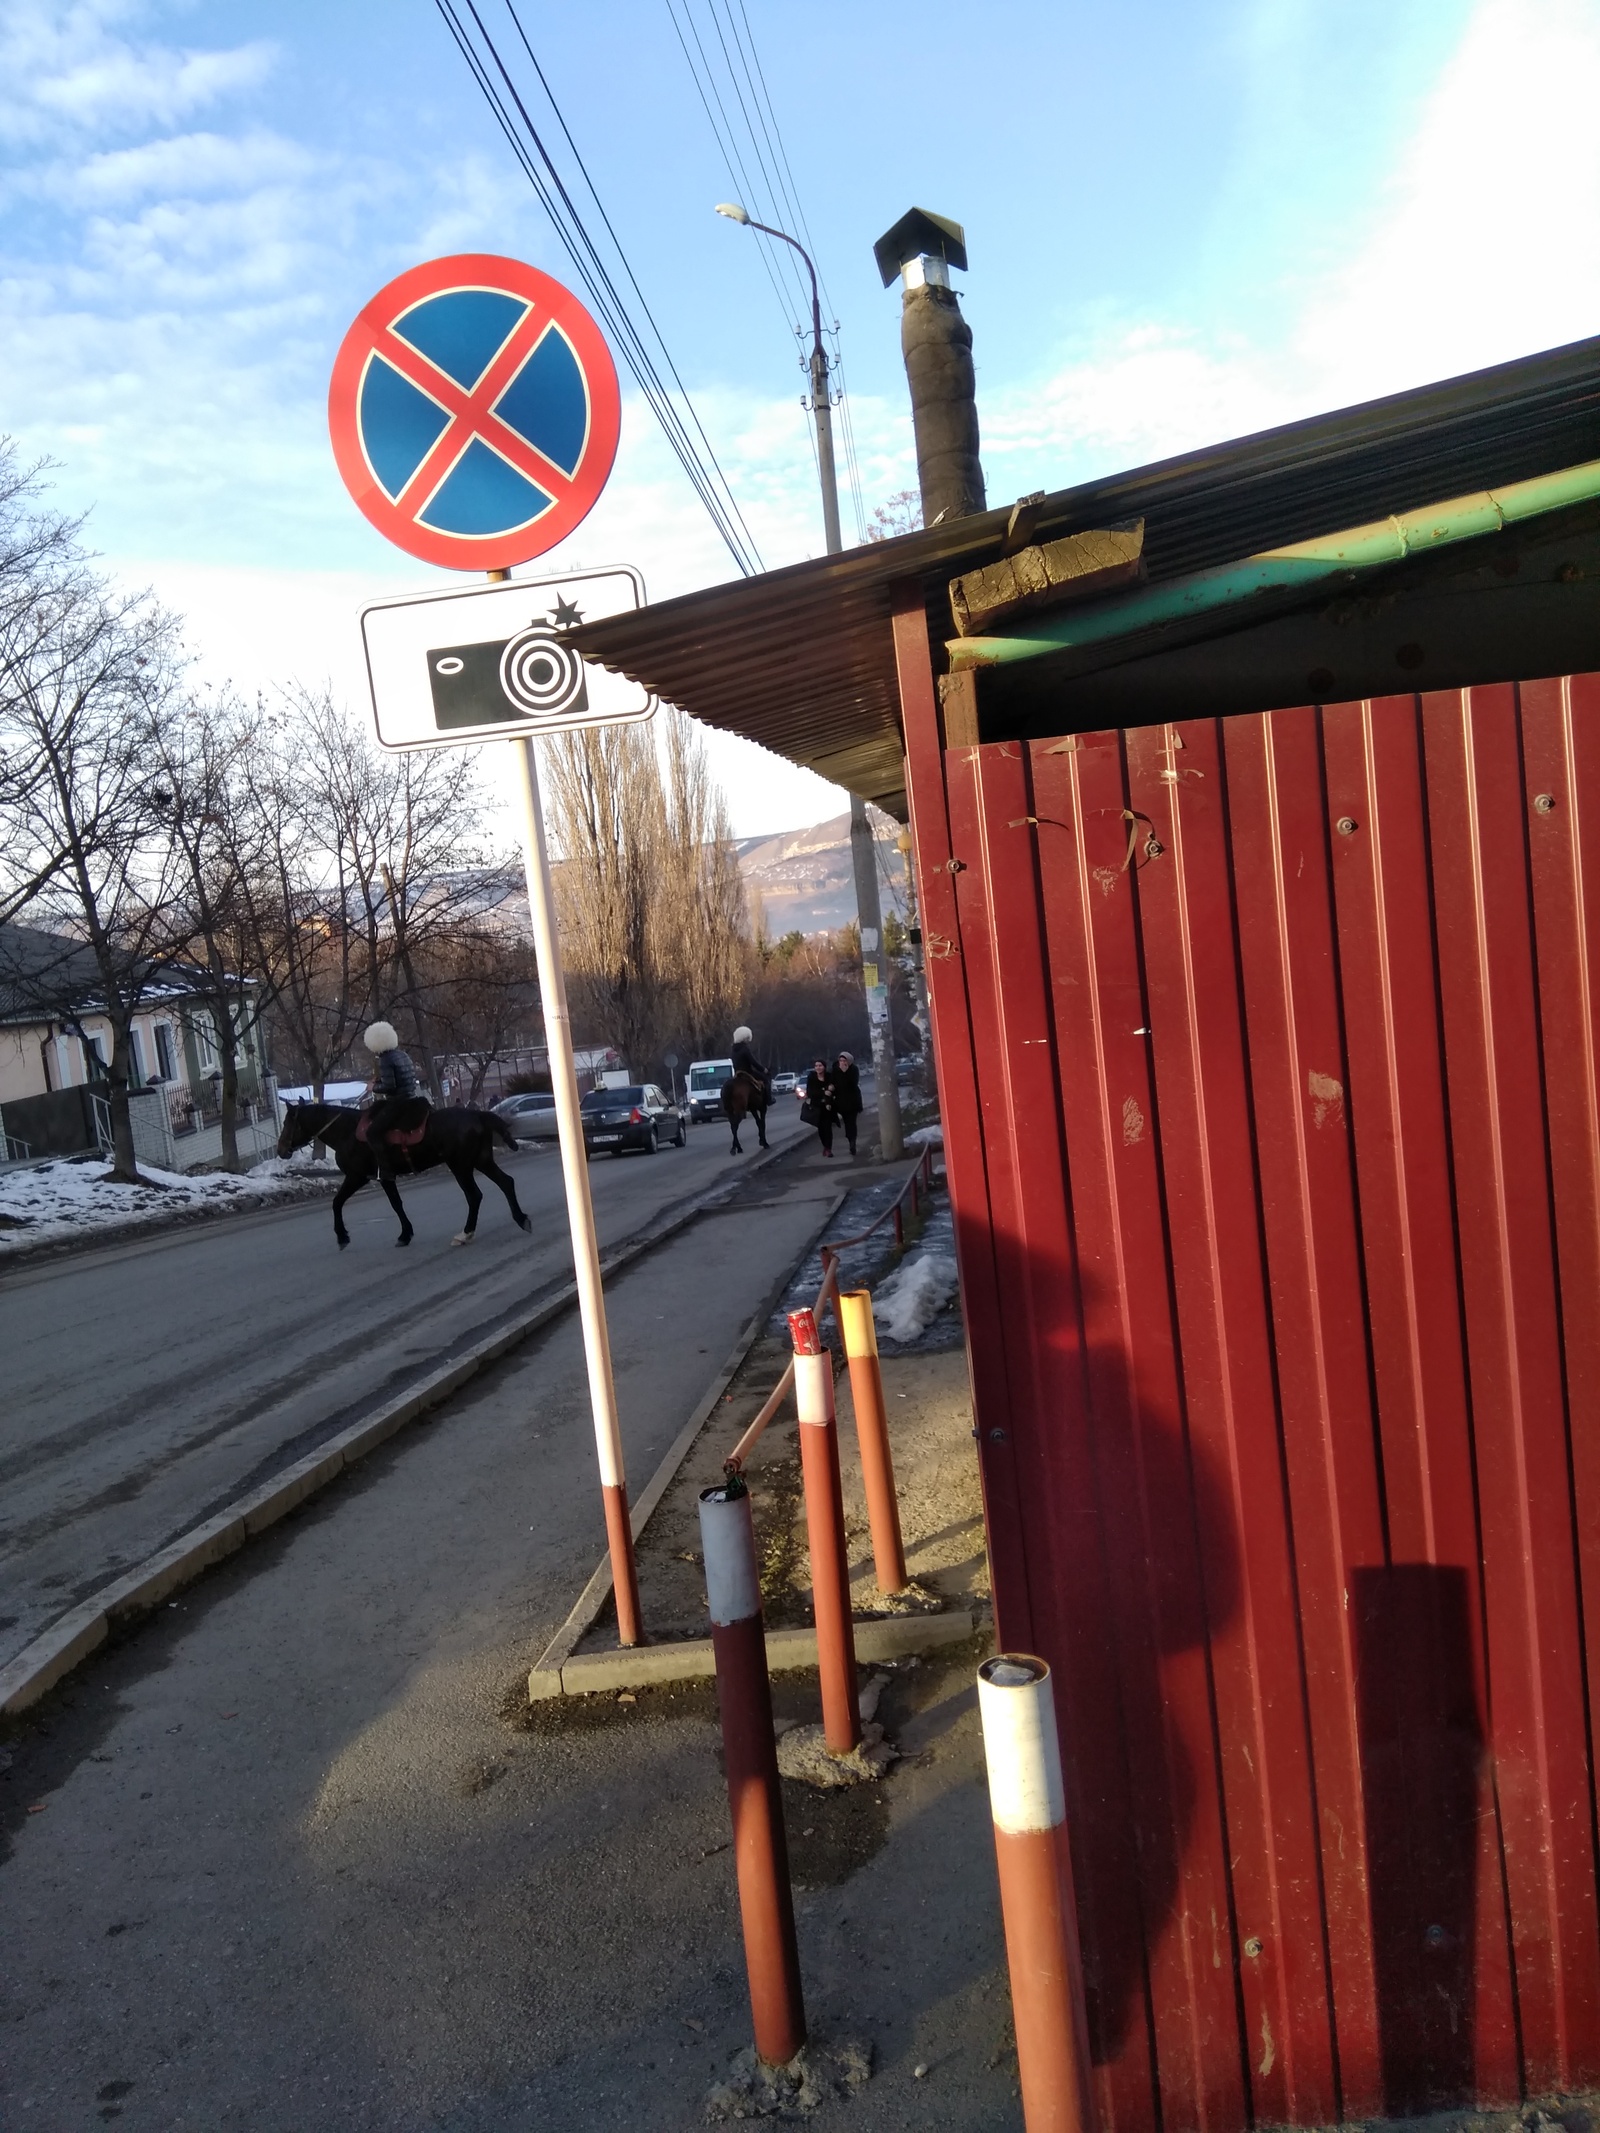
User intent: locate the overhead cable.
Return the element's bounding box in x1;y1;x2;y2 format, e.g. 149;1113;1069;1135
432;0;763;575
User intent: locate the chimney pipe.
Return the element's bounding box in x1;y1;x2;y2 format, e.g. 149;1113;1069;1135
874;207;985;526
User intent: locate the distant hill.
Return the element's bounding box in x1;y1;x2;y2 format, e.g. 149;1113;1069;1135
735;811;905;939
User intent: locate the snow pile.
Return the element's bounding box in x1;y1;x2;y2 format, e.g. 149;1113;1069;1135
0;1156;317;1255
872;1252;960;1343
904;1124;943;1148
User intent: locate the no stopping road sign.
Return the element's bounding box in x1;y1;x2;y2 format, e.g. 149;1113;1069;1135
329;253;621;571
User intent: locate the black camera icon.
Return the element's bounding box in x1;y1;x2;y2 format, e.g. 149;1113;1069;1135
427;627;590;732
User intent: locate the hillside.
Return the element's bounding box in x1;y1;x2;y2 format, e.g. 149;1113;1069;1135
735;811;906;939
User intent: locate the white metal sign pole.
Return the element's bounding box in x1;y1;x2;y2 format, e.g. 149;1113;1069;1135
508;728;643;1648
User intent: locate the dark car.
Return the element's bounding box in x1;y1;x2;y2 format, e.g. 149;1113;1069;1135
579;1083;686;1156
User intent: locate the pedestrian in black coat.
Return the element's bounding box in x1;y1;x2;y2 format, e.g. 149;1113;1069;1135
802;1058;835;1157
831;1051;863;1156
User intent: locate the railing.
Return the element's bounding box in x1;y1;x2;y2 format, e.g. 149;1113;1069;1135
723;1142;937;1476
2;1132;30;1164
90;1093;113;1153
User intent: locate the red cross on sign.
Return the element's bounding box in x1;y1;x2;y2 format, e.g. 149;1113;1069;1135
328;253;621;572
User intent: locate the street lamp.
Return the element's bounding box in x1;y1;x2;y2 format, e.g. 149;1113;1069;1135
714;202;903;1161
714;202;841;557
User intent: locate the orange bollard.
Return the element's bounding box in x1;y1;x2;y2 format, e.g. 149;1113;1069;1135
700;1479;807;2067
787;1307;862;1755
977;1654;1098;2133
838;1290;908;1594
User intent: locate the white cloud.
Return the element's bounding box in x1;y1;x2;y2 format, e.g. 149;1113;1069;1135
0;4;275;146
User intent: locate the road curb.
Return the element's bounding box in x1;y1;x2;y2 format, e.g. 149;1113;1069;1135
530;1609;983;1700
529;1184;851;1687
0;1129;807;1721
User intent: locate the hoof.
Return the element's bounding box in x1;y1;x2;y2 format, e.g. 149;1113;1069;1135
518;1215;532;1233
396;1234;413;1248
337;1235;350;1251
451;1231;474;1246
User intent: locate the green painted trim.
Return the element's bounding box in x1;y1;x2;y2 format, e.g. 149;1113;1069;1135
948;458;1600;671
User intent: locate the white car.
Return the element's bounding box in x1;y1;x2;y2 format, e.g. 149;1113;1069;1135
771;1070;797;1095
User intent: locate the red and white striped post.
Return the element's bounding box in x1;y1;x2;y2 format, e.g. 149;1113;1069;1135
699;1479;807;2067
787;1307;862;1755
837;1290;908;1594
977;1654;1097;2133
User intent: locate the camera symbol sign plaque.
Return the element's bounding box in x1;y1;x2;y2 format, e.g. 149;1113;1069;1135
361;568;654;753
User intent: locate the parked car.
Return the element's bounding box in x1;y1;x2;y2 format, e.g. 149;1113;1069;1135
492;1091;558;1141
579;1083;685;1156
685;1056;733;1123
770;1070;797;1095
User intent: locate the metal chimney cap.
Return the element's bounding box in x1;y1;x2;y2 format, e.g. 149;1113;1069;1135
873;207;967;288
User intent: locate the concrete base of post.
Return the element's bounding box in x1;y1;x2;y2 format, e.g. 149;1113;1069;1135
700;1481;807;2068
977;1653;1097;2133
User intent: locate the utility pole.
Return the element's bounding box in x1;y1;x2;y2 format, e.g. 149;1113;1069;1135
717;203;903;1160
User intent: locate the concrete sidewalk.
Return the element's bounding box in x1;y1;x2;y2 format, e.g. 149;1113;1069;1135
1;1148;1020;2132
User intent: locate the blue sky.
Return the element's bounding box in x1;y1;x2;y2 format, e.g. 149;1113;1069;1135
3;0;1599;832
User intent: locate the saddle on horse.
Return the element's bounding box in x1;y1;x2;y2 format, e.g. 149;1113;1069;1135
358;1097;432;1173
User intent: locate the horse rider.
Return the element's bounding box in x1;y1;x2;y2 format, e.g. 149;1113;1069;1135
363;1020;430;1179
729;1025;770;1104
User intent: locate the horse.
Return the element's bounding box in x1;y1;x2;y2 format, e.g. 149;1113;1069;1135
276;1102;533;1251
720;1070;769;1155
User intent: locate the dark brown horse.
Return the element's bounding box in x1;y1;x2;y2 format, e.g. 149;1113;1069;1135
720;1070;769;1155
276;1102;532;1250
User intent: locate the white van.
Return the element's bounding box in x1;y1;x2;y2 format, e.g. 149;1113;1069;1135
685;1057;733;1123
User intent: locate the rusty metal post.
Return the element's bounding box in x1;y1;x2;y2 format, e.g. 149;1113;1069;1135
893;1201;905;1247
788;1307;862;1755
838;1289;908;1594
977;1654;1097;2133
699;1479;807;2067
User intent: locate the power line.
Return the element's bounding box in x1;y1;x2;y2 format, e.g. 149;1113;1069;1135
432;0;763;574
670;0;869;540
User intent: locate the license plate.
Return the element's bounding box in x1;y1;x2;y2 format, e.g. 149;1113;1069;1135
591;1133;622;1144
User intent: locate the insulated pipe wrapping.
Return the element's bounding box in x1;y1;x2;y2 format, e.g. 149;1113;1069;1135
902;283;986;526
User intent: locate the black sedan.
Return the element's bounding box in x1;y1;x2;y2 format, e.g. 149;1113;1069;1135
579;1083;686;1156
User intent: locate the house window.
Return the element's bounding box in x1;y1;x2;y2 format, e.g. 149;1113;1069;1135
154;1023;175;1081
194;1015;218;1068
129;1028;146;1088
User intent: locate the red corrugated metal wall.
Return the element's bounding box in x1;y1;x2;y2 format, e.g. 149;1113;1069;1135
895;599;1600;2129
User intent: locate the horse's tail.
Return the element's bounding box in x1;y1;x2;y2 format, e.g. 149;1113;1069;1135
489;1112;519;1151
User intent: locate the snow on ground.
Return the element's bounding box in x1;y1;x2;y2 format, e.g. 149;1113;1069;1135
904;1124;944;1147
0;1153;327;1255
872;1252;960;1344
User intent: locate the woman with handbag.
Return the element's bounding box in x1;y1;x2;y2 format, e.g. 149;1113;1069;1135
800;1057;836;1157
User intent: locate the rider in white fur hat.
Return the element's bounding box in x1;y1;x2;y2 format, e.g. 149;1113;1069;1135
729;1023;769;1101
364;1020;428;1178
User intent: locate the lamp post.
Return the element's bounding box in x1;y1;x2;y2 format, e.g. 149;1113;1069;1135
715;204;903;1162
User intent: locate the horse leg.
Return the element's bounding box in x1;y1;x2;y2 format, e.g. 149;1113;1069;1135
756;1103;768;1150
331;1169;361;1250
380;1173;414;1247
479;1152;532;1233
450;1161;483;1245
728;1116;741;1155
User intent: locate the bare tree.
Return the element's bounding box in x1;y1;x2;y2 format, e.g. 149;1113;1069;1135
866;489;923;542
659;711;747;1057
0;560;184;1181
543;721;668;1073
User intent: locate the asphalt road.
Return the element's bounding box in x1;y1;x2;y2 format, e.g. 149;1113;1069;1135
0;1150;1013;2133
0;1103;808;1671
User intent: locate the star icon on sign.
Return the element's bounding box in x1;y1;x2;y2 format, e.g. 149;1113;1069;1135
550;595;584;629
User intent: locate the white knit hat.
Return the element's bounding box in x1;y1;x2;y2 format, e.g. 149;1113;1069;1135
364;1021;400;1054
733;1025;753;1044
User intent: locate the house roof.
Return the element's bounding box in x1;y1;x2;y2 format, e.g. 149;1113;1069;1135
572;331;1600;818
0;924;225;1027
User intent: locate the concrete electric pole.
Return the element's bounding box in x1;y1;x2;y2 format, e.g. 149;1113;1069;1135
716;203;903;1160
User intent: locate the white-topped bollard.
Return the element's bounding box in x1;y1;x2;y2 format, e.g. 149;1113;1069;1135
699;1479;806;2068
977;1653;1097;2133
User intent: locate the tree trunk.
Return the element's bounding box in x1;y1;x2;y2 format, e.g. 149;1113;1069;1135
218;1015;241;1171
105;1022;143;1184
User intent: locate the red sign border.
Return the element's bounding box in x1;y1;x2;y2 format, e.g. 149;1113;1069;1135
328;252;621;572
